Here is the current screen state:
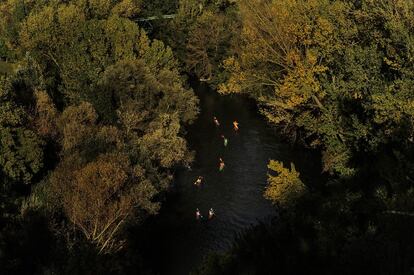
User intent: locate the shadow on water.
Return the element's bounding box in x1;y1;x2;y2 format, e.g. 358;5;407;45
134;81;321;275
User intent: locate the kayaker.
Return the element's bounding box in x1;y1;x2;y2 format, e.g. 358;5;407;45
194;176;203;186
221;135;228;147
208;208;215;219
196;208;202;220
213;116;220;127
233;121;239;131
219;158;225;171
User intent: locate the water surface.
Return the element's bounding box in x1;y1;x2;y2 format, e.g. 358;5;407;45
138;82;319;275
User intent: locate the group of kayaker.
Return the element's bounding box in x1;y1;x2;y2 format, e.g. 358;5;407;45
214;116;239;132
195;116;240;221
196;208;215;220
215;116;238;172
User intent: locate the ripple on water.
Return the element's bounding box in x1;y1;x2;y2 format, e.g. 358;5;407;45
140;82;318;275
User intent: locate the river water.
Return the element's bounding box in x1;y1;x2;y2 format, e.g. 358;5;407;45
137;81;319;275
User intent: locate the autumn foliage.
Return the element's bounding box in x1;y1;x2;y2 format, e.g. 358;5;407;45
0;0;198;255
221;0;414;177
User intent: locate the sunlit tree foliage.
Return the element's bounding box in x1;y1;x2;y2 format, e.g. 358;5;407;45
221;0;414;177
264;160;306;207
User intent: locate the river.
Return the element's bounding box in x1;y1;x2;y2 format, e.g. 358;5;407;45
136;81;319;275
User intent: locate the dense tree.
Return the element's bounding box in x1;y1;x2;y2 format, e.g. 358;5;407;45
191;2;414;274
220;0;414;177
52;150;159;253
97;58;198;125
184;9;238;80
43;64;196;253
1;0;414;273
0;74;48;275
0;76;43;185
0;0;198;261
151;0;240;85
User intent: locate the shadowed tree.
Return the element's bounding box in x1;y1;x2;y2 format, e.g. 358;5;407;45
220;0;414;177
0;76;43;184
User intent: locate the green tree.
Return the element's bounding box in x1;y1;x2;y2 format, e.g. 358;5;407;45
0;76;43;184
153;0;239;85
0;0;199;256
220;0;414;177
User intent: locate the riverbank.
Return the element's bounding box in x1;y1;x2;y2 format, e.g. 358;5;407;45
134;81;321;275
